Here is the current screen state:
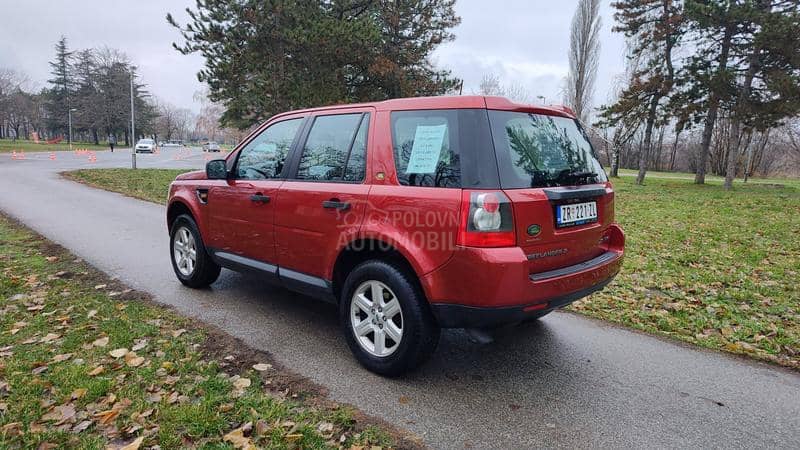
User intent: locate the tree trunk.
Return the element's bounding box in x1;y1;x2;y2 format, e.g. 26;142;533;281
669;128;682;171
695;24;734;184
724;34;762;189
610;145;620;177
635;95;660;185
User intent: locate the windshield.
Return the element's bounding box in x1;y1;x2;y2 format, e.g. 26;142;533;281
488;111;607;189
138;139;153;144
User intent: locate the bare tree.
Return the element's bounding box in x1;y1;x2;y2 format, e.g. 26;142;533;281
565;0;601;124
475;73;531;103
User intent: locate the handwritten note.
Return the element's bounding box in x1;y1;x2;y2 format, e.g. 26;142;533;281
406;124;447;174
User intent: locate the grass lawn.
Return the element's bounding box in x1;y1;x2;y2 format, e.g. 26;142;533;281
63;169;190;205
572;176;799;369
0;139;110;153
62;168;800;369
0;214;405;449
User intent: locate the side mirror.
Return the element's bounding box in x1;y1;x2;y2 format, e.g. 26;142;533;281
206;159;228;180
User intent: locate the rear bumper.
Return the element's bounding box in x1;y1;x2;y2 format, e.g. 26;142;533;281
421;224;624;328
431;276;615;328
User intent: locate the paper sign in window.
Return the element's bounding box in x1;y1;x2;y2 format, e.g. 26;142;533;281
405;124;447;174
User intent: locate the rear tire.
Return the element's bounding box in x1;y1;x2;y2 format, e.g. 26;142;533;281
169;214;221;288
339;260;440;376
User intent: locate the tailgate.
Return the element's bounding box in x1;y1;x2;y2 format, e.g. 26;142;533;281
504;184;614;274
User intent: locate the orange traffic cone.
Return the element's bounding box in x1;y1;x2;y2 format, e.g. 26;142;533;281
88;152;97;163
18;151;25;160
11;150;17;160
49;152;56;160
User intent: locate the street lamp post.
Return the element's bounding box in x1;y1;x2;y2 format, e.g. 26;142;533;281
130;69;137;169
68;108;77;152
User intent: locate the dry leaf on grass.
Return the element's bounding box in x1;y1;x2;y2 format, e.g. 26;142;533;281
171;329;187;338
223;426;257;449
71;388;88;400
92;336;109;347
233;377;251;390
109;348;128;358
252;363;272;371
40;333;60;343
88;366;105;376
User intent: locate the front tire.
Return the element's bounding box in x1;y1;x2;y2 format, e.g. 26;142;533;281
339;260;440;376
169;214;221;288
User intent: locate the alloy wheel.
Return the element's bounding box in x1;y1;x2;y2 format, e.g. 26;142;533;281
350;280;404;357
173;226;197;276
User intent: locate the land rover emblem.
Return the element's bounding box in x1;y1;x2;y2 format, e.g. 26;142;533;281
527;224;541;236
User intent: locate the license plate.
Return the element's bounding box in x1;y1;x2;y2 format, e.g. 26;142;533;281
556;201;597;227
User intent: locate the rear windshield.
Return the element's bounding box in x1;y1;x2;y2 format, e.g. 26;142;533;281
390;109;498;188
488;111;607;189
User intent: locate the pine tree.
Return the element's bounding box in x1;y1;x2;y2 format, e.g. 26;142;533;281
167;0;461;129
46;36;74;138
675;0;800;186
599;0;683;185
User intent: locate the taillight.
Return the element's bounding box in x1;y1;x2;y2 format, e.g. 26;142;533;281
457;191;516;247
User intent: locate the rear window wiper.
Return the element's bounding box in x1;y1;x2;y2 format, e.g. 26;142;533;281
552;169;597;185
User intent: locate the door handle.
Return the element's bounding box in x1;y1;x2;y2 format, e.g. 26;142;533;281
322;199;350;211
250;193;270;204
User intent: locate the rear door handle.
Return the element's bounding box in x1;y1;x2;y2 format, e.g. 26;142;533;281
250;193;270;204
322;200;350;211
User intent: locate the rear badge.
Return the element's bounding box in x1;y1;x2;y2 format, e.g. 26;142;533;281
526;224;541;236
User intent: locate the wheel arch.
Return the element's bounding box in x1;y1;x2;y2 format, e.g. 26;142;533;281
331;238;423;302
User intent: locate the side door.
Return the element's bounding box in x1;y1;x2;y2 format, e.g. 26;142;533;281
206;117;305;267
275;110;373;291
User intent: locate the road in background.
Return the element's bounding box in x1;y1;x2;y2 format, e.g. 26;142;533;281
1;148;799;449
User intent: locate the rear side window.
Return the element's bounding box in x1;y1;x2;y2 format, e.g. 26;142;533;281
390;109;498;188
296;113;369;182
237;118;303;179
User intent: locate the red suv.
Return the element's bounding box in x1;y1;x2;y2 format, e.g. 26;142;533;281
166;96;624;375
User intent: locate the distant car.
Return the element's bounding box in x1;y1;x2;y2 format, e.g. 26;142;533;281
203;141;221;152
163;140;184;147
135;138;157;153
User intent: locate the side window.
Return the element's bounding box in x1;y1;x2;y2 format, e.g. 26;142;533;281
236;118;303;180
343;115;369;182
391;110;461;188
296;113;369;182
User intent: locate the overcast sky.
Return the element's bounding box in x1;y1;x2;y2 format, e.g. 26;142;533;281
0;0;626;113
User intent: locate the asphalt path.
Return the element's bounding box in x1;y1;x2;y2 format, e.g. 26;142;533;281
1;147;798;449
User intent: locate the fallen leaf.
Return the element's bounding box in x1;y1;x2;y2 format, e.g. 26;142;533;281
119;436;144;450
126;356;145;367
233;378;251;390
219;403;234;412
40;333;60;343
94;284;107;290
109;348;129;358
72;420;92;433
87;310;98;319
171;329;187;338
93;336;109;347
223;426;255;449
94;408;121;425
0;422;22;436
71;388;88;400
252;363;272;372
131;340;147;352
41;404;76;425
88;366;105;376
52;353;73;363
